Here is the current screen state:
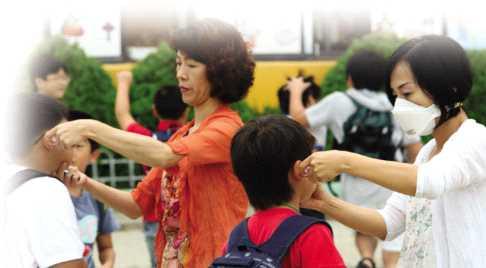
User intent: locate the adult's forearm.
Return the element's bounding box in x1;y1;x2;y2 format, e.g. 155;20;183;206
86;120;177;168
318;195;388;240
343;152;418;196
85;178;141;219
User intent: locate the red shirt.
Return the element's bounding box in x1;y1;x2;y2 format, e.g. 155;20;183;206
126;120;181;138
126;119;181;222
224;207;345;268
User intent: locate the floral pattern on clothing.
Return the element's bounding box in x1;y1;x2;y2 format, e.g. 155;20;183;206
160;170;188;268
399;197;436;268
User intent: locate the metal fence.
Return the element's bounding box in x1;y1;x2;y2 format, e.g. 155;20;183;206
89;149;144;188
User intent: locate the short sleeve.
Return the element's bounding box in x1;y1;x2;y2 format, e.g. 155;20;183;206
23;178;84;267
131;167;163;217
402;133;421;146
97;202;120;235
377;192;408;241
291;224;345;267
167;118;240;166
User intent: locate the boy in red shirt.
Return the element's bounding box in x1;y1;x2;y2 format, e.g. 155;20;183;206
220;115;345;267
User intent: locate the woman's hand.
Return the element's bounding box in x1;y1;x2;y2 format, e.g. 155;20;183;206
54;163;90;197
300;183;331;212
46;119;94;150
300;150;350;182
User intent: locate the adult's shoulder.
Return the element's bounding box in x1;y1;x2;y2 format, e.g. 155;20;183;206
205;105;243;129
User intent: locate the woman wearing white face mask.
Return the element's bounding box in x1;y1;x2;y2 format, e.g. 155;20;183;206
300;35;486;267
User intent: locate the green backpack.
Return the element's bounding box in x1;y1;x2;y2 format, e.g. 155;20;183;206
340;93;396;161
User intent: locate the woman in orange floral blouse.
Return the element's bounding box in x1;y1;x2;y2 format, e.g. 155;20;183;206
48;18;255;267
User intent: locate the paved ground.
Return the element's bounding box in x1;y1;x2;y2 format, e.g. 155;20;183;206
93;211;386;268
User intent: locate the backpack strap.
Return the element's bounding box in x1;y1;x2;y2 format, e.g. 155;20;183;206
342;91;363;109
259;215;331;263
4;169;57;195
226;218;257;253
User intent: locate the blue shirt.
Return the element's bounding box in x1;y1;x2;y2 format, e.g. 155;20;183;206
71;191;119;268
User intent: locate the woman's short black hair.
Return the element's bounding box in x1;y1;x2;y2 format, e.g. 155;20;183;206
7;93;68;159
346;49;387;91
385;35;473;123
231;115;315;210
172;18;255;104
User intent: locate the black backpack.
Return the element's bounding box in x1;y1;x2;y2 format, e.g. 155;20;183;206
339;93;395;161
211;215;331;268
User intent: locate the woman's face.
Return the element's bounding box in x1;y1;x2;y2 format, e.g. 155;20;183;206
176;51;212;107
390;61;434;107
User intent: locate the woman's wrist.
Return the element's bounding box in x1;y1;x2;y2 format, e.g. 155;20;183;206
84;176;96;192
338;150;353;174
83;119;101;140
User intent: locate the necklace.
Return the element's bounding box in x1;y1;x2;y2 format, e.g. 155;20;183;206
281;203;300;213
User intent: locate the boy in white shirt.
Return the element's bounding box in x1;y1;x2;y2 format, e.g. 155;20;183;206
1;93;86;268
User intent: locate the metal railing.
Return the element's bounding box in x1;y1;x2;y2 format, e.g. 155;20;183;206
89;149;144;188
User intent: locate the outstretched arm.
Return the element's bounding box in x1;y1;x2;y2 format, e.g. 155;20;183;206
302;150;418;196
301;185;388;240
59;165;142;219
46;119;183;168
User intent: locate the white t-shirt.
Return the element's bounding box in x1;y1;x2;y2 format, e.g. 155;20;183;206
379;119;486;267
1;166;84;268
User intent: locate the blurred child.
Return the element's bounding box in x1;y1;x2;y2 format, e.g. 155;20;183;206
68;110;119;268
2;93;85;268
277;73;327;150
30;54;71;100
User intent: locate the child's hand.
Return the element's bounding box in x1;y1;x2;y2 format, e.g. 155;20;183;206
286;77;310;95
117;71;133;88
54;163;89;197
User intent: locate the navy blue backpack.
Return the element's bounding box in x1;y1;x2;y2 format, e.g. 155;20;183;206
211;215;331;268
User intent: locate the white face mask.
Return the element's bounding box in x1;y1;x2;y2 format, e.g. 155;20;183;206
392;98;441;136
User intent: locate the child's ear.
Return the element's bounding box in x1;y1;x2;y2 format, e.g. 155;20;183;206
90;149;101;163
346;76;354;88
292;160;305;181
152;106;160;119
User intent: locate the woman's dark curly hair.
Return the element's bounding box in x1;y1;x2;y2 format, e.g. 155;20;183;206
172;18;255;104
